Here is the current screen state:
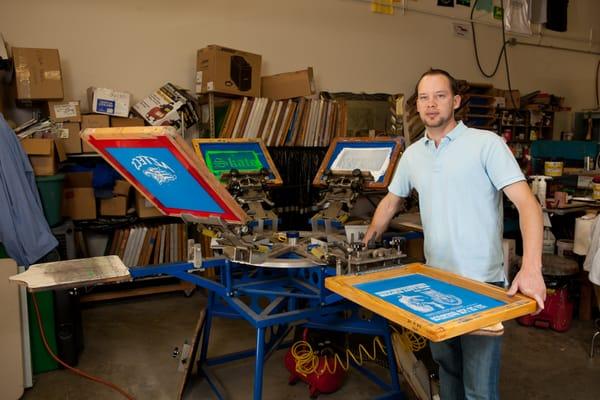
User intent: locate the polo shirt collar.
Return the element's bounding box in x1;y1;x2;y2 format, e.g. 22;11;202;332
424;121;467;145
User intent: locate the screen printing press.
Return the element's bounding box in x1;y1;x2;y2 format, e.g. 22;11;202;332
11;127;536;400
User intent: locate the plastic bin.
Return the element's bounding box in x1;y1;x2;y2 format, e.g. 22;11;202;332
35;174;65;227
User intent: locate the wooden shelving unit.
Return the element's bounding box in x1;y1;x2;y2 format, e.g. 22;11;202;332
495;108;555;163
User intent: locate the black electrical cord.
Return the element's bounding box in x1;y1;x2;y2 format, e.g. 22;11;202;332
470;0;508;78
595;60;600;108
470;0;517;108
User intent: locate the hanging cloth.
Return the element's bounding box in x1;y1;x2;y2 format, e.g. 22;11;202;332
505;0;532;35
530;0;547;24
0;115;58;266
546;0;569;32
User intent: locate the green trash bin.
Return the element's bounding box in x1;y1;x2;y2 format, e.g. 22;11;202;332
28;291;59;374
35;174;65;227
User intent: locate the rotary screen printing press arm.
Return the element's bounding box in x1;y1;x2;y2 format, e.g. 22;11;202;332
221;168;279;233
310;168;380;232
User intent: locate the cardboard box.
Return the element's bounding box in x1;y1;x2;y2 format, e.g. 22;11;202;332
113;180;131;196
49;101;81;122
48;101;81;122
503;90;520;109
87;87;131;117
56;122;82;154
64;171;92;187
81;114;110;152
20;138;66;176
12;47;63;100
110;116;145;127
62;188;96;220
196;45;261;97
135;190;163;218
100;196;128;216
61;172;96;220
261;68;316;100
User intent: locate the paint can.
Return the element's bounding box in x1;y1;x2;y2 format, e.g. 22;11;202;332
544;161;564;177
593;177;600;200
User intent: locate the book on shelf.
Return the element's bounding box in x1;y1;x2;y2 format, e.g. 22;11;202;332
213;96;352;147
106;222;189;267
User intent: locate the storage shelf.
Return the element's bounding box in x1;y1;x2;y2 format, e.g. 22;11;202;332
508;139;534;144
67;153;101;158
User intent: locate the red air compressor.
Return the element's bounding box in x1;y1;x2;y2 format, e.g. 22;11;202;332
518;286;573;331
284;329;346;398
284;346;346;398
518;254;577;332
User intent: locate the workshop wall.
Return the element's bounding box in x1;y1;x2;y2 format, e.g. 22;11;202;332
1;0;598;112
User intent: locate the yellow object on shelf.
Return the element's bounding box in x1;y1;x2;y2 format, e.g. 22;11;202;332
544;161;564;177
593;182;600;200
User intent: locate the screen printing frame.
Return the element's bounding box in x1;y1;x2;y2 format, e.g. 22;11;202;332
312;136;403;190
81;127;249;225
191;138;283;186
325;263;536;342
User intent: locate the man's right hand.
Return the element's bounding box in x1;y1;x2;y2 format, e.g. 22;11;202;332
362;192;404;245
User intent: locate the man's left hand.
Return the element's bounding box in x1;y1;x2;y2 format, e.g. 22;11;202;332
507;266;546;315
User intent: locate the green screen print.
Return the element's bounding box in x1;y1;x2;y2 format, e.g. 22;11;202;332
205;150;263;180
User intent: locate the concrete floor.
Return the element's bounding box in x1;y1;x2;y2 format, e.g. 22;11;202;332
21;291;600;400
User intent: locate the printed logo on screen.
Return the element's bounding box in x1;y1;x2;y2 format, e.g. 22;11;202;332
398;289;462;313
376;283;463;314
131;155;177;185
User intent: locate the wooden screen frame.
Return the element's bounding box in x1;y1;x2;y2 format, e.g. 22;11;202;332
81;126;249;225
191;138;283;186
325;263;536;342
312;136;403;190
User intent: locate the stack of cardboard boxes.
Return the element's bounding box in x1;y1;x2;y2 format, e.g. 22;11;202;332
13;44;317;224
48;100;82;154
13;47;143;166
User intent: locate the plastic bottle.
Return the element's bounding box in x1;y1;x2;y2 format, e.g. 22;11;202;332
538;176;551;206
530;176;539;198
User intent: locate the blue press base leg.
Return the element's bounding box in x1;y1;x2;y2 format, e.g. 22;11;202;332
254;327;266;400
383;327;403;398
199;292;215;370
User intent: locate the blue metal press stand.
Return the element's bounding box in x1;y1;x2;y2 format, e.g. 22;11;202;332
129;259;404;400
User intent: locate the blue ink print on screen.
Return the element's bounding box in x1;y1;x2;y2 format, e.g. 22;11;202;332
107;147;224;214
132;155;177;185
355;274;504;324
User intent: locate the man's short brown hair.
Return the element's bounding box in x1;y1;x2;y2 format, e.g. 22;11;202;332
416;68;459;96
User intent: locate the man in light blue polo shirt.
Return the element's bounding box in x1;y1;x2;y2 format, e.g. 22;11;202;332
364;69;545;400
